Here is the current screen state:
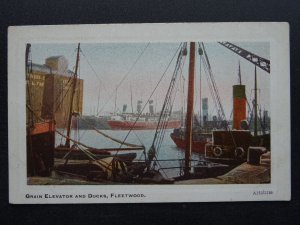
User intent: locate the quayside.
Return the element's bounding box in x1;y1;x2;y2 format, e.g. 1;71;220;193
26;42;271;184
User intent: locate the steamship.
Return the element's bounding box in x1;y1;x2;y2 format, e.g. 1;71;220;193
107;100;181;130
170;97;228;154
205;65;270;165
108;114;181;130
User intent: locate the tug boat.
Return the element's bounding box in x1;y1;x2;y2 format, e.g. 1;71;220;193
170;127;212;154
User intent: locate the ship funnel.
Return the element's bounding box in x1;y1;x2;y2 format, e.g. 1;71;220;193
137;100;143;114
233;85;246;130
202;98;208;122
122;104;127;113
149;100;154;115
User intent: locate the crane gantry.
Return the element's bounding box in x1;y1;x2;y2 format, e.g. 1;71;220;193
218;42;270;74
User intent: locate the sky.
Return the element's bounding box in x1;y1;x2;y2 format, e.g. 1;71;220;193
30;42;270;119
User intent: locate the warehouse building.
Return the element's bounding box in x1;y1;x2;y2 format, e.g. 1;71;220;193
26;55;83;128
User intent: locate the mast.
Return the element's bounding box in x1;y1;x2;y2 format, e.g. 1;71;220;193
184;42;195;177
254;65;258;137
130;84;134;114
96;86;100;115
25;44;31;74
238;61;242;85
25;44;32;126
199;45;202;127
114;87;117;115
65;43;80;148
180;74;185;126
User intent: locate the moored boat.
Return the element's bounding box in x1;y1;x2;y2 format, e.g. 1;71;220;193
107;114;181;130
170;42;228;154
170;128;211;153
26;41;271;184
204;63;271;166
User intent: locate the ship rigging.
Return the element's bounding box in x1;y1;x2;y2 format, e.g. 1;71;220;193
26;41;271;183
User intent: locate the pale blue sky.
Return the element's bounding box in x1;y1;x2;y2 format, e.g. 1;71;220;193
30;42;270;119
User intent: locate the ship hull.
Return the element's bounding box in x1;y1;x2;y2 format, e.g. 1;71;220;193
170;133;211;154
54;146;137;162
107;120;181;130
27;121;56;176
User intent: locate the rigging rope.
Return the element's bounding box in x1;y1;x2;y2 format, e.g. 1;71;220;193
26;104;45;123
200;42;227;123
81;50;105;84
55;129;94;149
202;57;220;120
155;55;186;157
54;77;73;113
79;116;143;148
199;43;231;131
80;49;109;109
113;43;184;157
199;42;238;147
199;51;202;126
50;48;78;114
148;43;187;170
96;43;150;115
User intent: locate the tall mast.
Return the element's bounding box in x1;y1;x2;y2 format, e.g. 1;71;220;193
238;61;242;85
25;44;32;125
65;43;80;148
254;65;258;137
184;42;195;177
130;84;134;113
199;45;202;127
96;86;100;115
114;87;118;115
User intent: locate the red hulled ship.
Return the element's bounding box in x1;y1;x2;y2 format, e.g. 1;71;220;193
170;128;212;154
107;114;181;130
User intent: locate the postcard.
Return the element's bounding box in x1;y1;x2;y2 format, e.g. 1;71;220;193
8;23;290;203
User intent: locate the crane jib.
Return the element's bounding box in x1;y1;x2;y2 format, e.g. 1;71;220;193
218;42;270;74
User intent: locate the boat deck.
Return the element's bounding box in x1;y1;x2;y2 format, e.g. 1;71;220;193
27;152;271;185
175;152;271;184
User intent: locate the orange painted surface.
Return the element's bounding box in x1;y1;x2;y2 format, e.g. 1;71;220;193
233;98;246;130
30;121;55;135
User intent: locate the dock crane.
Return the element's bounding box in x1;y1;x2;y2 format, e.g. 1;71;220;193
218;42;270;73
203;41;270;165
218;41;271;137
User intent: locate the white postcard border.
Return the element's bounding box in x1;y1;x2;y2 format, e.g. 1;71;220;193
8;23;290;203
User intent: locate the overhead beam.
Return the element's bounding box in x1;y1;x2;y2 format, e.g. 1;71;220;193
218;42;270;74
